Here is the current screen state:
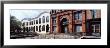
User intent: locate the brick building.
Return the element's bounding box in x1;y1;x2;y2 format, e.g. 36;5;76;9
50;10;101;35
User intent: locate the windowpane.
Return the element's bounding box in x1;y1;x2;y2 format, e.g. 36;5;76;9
91;10;97;18
76;26;82;32
42;16;45;23
42;25;45;31
79;13;82;20
36;26;38;31
92;24;100;32
46;16;49;22
93;10;97;18
39;18;41;24
52;17;56;25
32;21;33;25
75;13;78;20
36;20;38;24
74;12;82;20
39;25;41;32
34;20;35;24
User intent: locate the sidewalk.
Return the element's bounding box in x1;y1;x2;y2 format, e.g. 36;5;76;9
16;33;101;39
18;33;81;39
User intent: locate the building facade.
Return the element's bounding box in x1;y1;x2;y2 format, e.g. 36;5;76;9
21;11;50;34
50;10;101;35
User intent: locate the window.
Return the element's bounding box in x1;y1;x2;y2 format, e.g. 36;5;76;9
42;16;45;23
22;22;25;26
46;16;49;22
34;20;35;24
52;17;56;25
46;24;49;32
32;21;33;25
26;22;28;26
92;24;100;32
42;25;45;31
74;12;82;20
75;25;82;32
29;21;31;25
29;27;30;31
26;27;28;32
36;26;38;31
36;20;38;24
39;18;41;24
39;25;41;32
91;10;97;18
31;27;33;31
34;26;35;32
30;21;32;25
31;21;32;25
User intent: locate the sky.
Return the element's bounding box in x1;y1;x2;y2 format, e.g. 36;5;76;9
10;9;50;21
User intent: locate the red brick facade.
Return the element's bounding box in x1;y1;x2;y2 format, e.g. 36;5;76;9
50;10;101;34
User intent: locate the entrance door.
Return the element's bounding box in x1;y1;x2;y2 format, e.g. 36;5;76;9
60;18;68;33
64;26;68;33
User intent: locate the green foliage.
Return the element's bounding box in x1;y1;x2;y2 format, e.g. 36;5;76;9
10;16;22;32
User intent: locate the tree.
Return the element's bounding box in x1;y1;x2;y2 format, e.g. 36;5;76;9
10;16;22;33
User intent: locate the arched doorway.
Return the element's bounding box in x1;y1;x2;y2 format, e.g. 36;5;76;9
60;18;69;33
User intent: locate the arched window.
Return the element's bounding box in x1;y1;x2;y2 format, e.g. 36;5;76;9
36;20;38;24
39;25;41;32
36;26;38;31
31;27;33;31
26;27;28;32
42;25;45;31
34;20;35;24
46;24;49;32
32;21;33;25
29;27;30;31
42;16;45;23
39;18;41;24
46;16;49;22
26;22;28;26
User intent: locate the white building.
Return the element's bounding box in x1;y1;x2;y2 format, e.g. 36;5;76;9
21;11;50;34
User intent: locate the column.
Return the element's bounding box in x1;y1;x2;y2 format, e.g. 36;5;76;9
82;10;86;32
56;14;60;33
50;15;53;33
